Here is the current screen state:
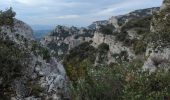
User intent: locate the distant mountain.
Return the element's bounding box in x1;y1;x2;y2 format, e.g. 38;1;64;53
31;25;55;30
33;30;51;39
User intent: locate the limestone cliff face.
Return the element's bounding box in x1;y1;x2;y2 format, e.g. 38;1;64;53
88;20;109;29
0;19;69;99
42;7;158;63
151;0;170;33
143;0;170;71
41;25;94;61
92;32;135;64
110;7;159;27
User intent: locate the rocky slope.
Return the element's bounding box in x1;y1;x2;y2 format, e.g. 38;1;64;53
0;9;69;100
41;25;94;61
143;0;170;71
60;0;170;99
1;0;169;99
42;7;159;64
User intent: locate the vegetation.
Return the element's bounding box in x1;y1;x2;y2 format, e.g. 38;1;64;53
63;42;96;83
98;43;109;54
27;80;44;97
98;24;115;35
115;31;128;42
121;16;152;32
0;39;24;99
47;41;69;60
63;42;110;84
132;39;147;54
66;57;170;100
0;7;16;26
31;41;51;62
112;51;129;63
148;6;170;45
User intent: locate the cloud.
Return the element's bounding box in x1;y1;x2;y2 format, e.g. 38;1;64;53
0;0;163;27
95;0;163;16
55;15;80;19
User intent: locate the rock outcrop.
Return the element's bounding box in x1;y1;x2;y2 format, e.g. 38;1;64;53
0;17;69;99
41;25;94;61
42;7;159;63
143;0;170;71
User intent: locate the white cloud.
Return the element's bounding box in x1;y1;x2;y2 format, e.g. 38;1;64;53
95;0;162;16
55;15;80;19
0;0;163;27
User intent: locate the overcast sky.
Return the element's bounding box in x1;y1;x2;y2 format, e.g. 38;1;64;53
0;0;163;27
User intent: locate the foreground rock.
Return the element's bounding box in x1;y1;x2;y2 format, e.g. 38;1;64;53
0;18;69;99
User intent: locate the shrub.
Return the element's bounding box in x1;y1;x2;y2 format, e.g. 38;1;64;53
0;39;24;98
123;69;170;99
31;41;51;62
115;31;128;42
121;16;152;32
0;7;16;26
112;51;129;63
132;39;147;54
98;43;109;53
69;64;126;100
66;46;170;100
26;80;44;97
98;24;115;35
63;42;96;83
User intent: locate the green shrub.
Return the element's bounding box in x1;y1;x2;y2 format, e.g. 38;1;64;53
0;39;24;98
123;69;170;100
98;24;114;35
27;80;44;97
67;53;170;100
115;31;128;42
0;7;16;26
69;64;126;100
121;16;152;32
63;42;96;83
98;43;109;53
31;41;51;62
132;39;147;54
112;51;129;63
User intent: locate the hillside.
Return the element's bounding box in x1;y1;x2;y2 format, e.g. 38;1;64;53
41;7;159;62
42;0;170;99
0;0;170;100
0;8;69;100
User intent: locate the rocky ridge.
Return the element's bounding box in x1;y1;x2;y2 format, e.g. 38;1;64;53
0;11;69;99
42;7;159;65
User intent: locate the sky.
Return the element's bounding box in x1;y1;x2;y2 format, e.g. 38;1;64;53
0;0;163;29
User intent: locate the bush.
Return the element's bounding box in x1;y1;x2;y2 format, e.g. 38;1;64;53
0;39;24;98
98;43;109;53
112;51;129;63
69;64;126;100
115;31;128;42
67;54;170;100
98;24;115;35
26;79;45;97
31;41;51;62
63;42;96;83
121;16;152;32
132;39;147;54
0;7;16;26
123;69;170;99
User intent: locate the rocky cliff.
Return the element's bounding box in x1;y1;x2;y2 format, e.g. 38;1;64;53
1;1;169;99
42;7;159;63
0;9;69;100
61;1;170;99
41;25;94;61
143;0;170;71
